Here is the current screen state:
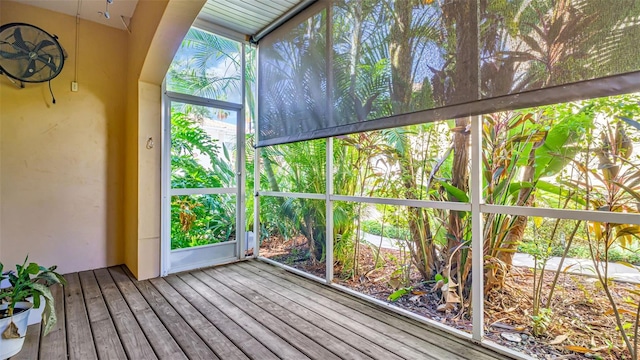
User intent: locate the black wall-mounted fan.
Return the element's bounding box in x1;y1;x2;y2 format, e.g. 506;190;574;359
0;22;65;84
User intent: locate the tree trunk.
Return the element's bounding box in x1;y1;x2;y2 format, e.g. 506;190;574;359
389;2;413;112
402;148;437;279
447;119;470;281
388;1;433;279
485;148;536;292
262;154;280;192
497;151;536;270
443;0;478;288
304;214;317;263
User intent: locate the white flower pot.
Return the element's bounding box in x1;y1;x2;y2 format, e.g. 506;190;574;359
0;279;9;289
26;295;45;326
0;302;32;360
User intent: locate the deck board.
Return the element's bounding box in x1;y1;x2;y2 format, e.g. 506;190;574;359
149;277;249;360
16;261;513;360
214;265;407;360
94;268;158;360
178;272;309;359
238;262;460;359
105;267;177;360
205;267;376;360
232;263;447;360
244;261;508;360
191;270;339;360
198;268;360;360
63;272;98;360
37;284;66;360
123;268;218;360
79;270;127;360
249;262;506;359
11;323;40;360
163;275;279;360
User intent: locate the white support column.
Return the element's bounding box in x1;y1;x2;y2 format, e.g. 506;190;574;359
324;1;334;283
238;42;247;259
253;148;260;259
160;83;171;276
325;137;334;283
471;115;484;342
253;45;261;259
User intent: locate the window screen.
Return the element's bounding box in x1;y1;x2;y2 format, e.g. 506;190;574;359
258;0;640;147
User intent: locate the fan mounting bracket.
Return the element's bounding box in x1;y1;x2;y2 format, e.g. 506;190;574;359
0;69;24;88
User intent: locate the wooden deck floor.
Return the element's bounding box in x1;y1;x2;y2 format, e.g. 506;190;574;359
12;260;513;360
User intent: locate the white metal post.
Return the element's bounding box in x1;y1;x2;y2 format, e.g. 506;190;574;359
160;83;171;276
325;137;334;283
324;2;334;283
253;44;261;259
471;115;484;342
238;42;247;259
254;146;260;259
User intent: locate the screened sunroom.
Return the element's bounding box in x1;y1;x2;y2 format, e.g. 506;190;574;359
1;0;640;359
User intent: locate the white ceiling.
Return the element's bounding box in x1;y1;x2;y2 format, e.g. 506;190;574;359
11;0;138;31
198;0;304;37
12;0;307;37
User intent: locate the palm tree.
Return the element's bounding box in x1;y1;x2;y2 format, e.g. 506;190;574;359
167;28;245;102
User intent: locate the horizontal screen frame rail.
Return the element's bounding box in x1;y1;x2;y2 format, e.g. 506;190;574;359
170;187;238;196
165;91;243;111
259;191;471;211
482;205;640;225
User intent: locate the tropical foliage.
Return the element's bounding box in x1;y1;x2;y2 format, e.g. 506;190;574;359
167;28;256;250
169;108;236;249
0;257;66;337
256;1;640;357
168;1;640;356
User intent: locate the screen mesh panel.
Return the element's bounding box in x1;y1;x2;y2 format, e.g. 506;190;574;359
258;0;640;147
259;3;328;142
481;0;640;98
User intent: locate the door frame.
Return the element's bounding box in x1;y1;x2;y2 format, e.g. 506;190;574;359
160;87;246;276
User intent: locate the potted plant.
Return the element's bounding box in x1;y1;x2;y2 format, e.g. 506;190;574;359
0;271;9;289
1;269;45;326
0;257;65;360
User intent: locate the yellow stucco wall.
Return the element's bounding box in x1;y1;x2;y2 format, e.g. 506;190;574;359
123;0;170;281
0;0;205;278
125;0;205;280
0;2;127;273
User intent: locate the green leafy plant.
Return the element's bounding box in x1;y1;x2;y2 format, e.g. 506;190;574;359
578;113;640;359
387;287;412;302
483;105;593;292
362;219;411;241
259;140;327;264
385;252;412;290
169;109;236;249
0;257;66;338
531;307;553;337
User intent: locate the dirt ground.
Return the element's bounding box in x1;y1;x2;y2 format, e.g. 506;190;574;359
261;235;639;359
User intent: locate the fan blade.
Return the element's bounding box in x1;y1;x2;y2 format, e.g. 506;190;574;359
36;54;59;73
21;59;37;79
0;50;29;60
12;27;31;52
33;39;56;53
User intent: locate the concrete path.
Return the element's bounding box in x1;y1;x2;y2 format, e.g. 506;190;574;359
360;231;640;284
512;253;640;284
360;231;408;250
